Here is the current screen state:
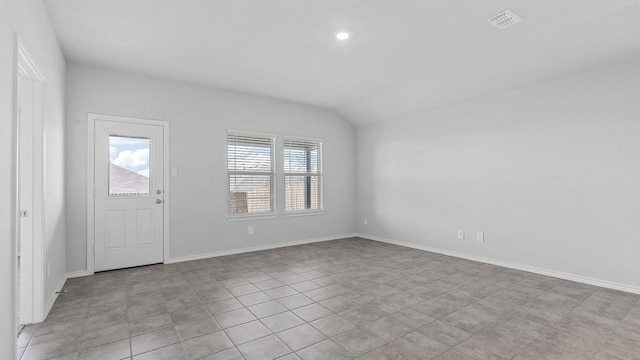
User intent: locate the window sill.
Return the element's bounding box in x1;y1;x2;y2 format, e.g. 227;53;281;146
283;210;325;218
227;213;278;222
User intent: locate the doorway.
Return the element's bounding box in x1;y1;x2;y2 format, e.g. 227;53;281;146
87;114;170;273
15;39;45;329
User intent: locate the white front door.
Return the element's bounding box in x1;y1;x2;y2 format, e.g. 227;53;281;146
94;119;164;272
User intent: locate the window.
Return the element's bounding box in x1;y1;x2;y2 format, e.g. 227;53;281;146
109;136;150;197
284;137;323;212
227;132;275;216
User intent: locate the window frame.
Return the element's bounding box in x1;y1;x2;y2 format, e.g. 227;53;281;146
283;135;324;216
226;130;277;221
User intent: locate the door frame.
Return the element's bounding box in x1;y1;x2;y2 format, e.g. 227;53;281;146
15;37;46;324
86;113;171;275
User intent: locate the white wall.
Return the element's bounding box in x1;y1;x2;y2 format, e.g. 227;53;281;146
65;63;356;273
0;0;66;356
16;0;68;314
357;63;640;290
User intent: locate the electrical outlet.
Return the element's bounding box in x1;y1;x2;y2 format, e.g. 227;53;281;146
457;229;464;239
248;226;254;235
363;217;368;225
476;232;484;242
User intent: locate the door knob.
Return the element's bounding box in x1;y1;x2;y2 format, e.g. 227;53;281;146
156;199;162;204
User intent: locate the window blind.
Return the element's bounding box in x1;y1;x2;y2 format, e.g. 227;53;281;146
284;138;322;212
227;133;275;214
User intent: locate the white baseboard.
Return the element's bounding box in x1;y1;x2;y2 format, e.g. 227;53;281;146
66;270;91;278
357;233;640;295
166;233;358;264
43;275;67;320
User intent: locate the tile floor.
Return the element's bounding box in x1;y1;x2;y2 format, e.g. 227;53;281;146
18;237;640;360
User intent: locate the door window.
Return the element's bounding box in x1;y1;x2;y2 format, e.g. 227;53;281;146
109;135;150;196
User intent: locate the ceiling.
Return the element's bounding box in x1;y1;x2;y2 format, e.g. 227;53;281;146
44;0;640;126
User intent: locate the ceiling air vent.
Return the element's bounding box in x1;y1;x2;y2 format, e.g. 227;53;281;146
487;10;522;29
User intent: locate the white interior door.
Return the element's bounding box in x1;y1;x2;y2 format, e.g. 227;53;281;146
17;69;34;325
16;40;45;325
94;119;164;272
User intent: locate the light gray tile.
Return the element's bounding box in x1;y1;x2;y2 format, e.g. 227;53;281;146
411;293;473;319
237;335;291;360
554;316;613;340
276;354;302;360
170;305;209;325
129;313;173;337
278;294;315;310
128;302;168;322
79;322;129;351
289;281;322;293
277;324;326;351
81;312;129;334
131;327;180;355
132;343;187;360
381;331;449;360
434;350;474;360
416;321;472;347
175;315;221;340
238;291;273;306
77;339;130;360
319;296;357;313
455;330;529;360
596;332;640;359
538;328;603;358
182;331;235;359
206;298;244;315
22;337;78;360
255;279;286;291
339;306;387;326
22;239;640;360
262;311;305;333
514;340;592;360
293;303;333;322
310;314;355;337
295;339;351;360
198;288;234;303
332;327;386;357
199;347;244;360
228;283;261;296
214;308;257;328
364;314;418;342
304;288;338;302
441;304;500;333
264;285;299;299
249;300;288;318
225;320;272;345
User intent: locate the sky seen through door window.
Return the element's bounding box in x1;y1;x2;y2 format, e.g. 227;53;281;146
110;136;150;177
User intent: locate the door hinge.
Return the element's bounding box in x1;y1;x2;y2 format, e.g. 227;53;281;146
93;187;96;197
93;131;96;141
19;210;28;217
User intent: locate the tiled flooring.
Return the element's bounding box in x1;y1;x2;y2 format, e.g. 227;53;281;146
18;237;640;360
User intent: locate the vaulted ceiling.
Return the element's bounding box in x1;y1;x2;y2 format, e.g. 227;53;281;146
44;0;640;125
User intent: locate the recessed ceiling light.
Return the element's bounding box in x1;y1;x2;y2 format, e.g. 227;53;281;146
335;32;350;40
